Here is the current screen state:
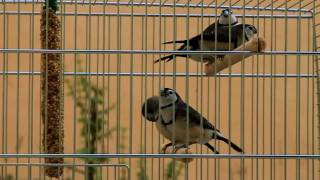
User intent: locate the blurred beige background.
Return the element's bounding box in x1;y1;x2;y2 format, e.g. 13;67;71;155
0;0;319;179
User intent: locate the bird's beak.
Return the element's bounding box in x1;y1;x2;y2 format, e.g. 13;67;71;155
223;11;229;17
160;89;166;97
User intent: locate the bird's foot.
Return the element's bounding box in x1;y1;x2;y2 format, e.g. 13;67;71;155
161;143;188;154
160;142;173;154
216;55;225;61
250;37;266;52
172;144;188;153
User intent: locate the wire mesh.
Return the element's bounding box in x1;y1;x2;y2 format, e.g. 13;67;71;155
0;0;319;180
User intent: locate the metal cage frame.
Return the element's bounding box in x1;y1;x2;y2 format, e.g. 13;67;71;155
0;0;320;180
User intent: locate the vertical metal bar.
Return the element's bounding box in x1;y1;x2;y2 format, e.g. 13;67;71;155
1;2;7;179
85;2;91;176
140;14;144;180
151;13;155;180
157;1;162;179
252;15;256;180
254;2;260;180
29;0;35;179
261;14;266;180
129;0;134;179
162;15;167;180
284;1;288;180
101;2;107;177
173;0;177;178
214;2;221;180
311;1;319;179
116;0;121;178
195;16;200;180
227;2;232;180
200;1;204;180
114;166;116;180
27;0;36;175
107;14;111;180
296;1;302;180
185;0;190;178
27;9;33;180
143;1;148;179
6;13;9;180
84;11;88;180
306;16;311;180
96;13;100;180
16;1;21;179
206;14;211;180
273;6;277;180
270;1;274;179
211;5;216;180
228;1;232;180
1;1;3;177
43;0;49;178
240;1;247;180
311;12;315;180
60;2;66;179
39;13;43;179
72;1;78;180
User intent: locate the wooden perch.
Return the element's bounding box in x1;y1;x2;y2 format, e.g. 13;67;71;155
205;37;266;75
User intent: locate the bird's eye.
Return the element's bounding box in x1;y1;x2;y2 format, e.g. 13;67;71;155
169;91;173;94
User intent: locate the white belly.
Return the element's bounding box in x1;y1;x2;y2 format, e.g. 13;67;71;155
157;111;213;144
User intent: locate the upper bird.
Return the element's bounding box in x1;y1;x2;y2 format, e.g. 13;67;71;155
154;9;257;64
142;88;243;154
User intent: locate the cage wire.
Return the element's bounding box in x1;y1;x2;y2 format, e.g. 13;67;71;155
0;0;320;180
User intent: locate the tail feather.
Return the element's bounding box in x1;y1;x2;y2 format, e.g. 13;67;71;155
154;54;188;63
216;135;243;153
154;55;174;63
163;40;187;44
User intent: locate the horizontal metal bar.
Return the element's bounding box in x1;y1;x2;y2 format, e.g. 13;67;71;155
0;163;130;168
0;11;312;18
0;154;319;159
1;49;320;55
1;0;313;13
0;71;317;78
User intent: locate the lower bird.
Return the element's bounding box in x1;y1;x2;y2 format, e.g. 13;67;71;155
142;88;243;154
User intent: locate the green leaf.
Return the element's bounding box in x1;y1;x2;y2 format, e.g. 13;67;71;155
44;0;59;12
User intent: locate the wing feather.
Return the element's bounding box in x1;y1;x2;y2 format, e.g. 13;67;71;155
175;101;219;132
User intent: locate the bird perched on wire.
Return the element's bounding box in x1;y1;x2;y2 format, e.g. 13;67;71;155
154;9;258;64
142;88;243;154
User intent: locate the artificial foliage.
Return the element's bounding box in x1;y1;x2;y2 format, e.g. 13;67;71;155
66;72;115;180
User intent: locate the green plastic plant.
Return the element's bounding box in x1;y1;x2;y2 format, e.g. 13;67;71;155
165;160;184;180
44;0;58;11
66;65;115;180
136;145;148;180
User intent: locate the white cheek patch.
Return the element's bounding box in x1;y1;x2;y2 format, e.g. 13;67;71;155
219;15;237;25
